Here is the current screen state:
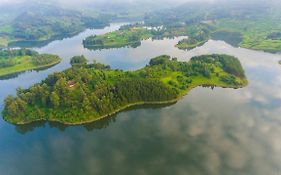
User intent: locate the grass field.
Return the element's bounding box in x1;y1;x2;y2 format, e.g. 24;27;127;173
213;18;281;52
0;55;61;77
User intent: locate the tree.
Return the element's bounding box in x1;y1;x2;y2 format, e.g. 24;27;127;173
50;92;60;108
70;55;88;66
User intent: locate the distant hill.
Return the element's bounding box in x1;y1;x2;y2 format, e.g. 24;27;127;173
0;3;109;48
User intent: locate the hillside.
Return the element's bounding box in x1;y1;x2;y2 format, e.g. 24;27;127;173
0;4;109;48
144;1;281;52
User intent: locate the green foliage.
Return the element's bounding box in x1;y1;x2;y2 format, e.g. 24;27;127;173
83;27;151;50
3;54;247;124
0;5;109;48
191;54;245;78
31;54;61;66
176;24;212;50
144;1;281;52
0;49;38;68
149;55;171;66
0;49;37;58
70;55;88;66
0;49;61;77
220;75;240;86
218;55;245;78
211;31;243;47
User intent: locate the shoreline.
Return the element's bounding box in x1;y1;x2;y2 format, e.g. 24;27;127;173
0;59;61;78
7;81;247;126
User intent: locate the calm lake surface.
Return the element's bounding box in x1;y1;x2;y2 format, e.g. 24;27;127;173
1;23;281;175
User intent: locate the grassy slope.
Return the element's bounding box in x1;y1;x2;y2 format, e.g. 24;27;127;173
0;56;61;77
213;19;281;52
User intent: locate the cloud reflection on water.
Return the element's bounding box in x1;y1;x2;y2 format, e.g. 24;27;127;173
1;23;281;175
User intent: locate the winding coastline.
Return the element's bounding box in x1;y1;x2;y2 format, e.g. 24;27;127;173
5;79;247;126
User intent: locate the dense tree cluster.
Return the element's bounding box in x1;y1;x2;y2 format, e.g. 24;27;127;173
83;27;150;50
83;36;104;47
70;55;88;66
0;49;38;59
31;54;61;66
3;54;247;124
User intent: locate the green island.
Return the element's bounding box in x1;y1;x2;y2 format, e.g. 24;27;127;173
83;26;153;50
0;49;61;77
3;54;247;125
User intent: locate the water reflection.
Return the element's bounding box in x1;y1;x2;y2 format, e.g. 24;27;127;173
8;29;96;48
2;86;280;175
0;22;281;175
211;31;243;47
15;103;177;134
84;41;141;51
15;121;47;134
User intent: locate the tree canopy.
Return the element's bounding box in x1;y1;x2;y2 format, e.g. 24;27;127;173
3;54;247;125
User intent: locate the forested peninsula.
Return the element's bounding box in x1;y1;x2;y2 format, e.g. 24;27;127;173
0;49;61;77
3;54;247;125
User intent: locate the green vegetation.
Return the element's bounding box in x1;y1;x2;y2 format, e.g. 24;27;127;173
2;54;247;125
176;24;212;50
83;26;152;50
0;49;61;77
0;4;108;48
279;60;281;65
144;1;281;52
175;18;281;52
83;23;214;50
70;55;88;66
211;31;243;47
213;19;281;52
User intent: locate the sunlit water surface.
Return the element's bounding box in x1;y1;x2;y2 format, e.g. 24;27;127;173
0;23;281;175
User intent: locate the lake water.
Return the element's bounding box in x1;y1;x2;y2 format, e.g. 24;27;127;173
0;23;281;175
